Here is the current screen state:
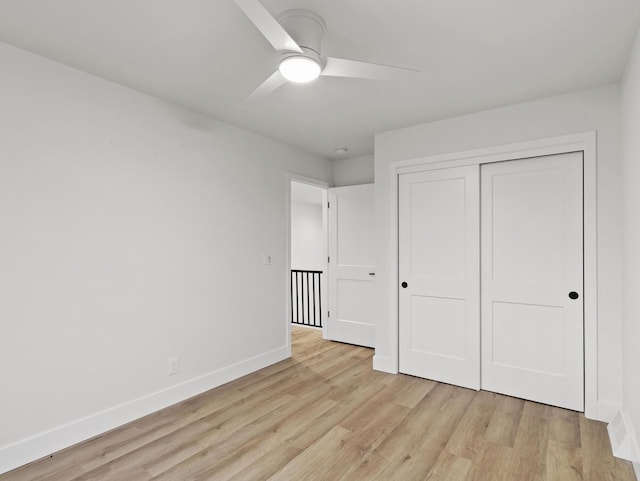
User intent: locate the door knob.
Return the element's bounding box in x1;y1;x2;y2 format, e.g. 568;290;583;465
401;282;408;288
569;291;579;299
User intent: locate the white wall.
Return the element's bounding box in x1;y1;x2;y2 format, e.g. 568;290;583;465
0;42;331;473
291;201;324;271
621;26;640;474
374;84;623;420
333;155;374;187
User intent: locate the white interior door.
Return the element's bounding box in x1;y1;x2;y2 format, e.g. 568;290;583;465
327;184;375;347
481;152;584;411
398;166;480;389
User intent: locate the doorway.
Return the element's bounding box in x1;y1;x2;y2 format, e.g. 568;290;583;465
289;179;328;338
287;176;377;351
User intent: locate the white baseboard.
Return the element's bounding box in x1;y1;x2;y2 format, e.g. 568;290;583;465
608;409;640;464
0;346;289;475
596;400;622;423
372;354;398;374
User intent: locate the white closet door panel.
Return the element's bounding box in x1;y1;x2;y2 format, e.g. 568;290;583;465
328;184;375;347
481;152;584;411
399;166;480;389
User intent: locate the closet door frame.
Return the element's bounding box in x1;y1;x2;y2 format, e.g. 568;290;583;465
385;131;599;420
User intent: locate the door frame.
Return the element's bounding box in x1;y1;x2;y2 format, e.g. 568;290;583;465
286;174;330;355
386;131;599;419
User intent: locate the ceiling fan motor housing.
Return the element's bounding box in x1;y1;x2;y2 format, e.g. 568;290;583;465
235;0;419;95
277;9;325;62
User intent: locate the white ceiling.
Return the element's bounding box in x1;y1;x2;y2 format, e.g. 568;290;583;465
0;0;638;160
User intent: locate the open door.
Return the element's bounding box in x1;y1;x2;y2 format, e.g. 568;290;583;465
327;184;375;347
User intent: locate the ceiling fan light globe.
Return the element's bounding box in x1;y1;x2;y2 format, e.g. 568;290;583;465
279;56;321;83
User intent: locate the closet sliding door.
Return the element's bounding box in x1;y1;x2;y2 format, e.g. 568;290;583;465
480;153;584;411
398;166;480;390
397;152;584;411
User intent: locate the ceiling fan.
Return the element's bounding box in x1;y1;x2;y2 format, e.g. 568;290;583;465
233;0;419;99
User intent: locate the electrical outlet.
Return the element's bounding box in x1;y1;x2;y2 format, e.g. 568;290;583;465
168;357;179;376
263;252;273;265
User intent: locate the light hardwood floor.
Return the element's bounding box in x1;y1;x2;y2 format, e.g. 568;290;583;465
2;326;636;481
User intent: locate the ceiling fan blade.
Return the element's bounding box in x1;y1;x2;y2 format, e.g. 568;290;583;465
245;70;287;101
321;57;419;80
233;0;303;53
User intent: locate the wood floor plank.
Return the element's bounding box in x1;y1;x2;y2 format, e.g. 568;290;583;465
0;459;85;481
484;394;525;448
180;393;338;480
277;374;389;452
72;420;214;480
523;399;555;420
445;390;498;460
549;409;581;448
393;375;438;408
464;441;513;481
545;439;583;481
1;326;636;481
423;450;473;481
344;399;413;453
338;375;415;432
335;451;390;481
226;446;304;481
203;398;337;481
20;463;87;481
372;384;476;481
266;426;356;481
142;393;296;478
508;413;550;481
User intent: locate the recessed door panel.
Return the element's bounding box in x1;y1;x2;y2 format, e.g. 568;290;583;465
491;301;565;375
491;168;565;283
409;296;466;360
336;189;375;267
409;178;466;280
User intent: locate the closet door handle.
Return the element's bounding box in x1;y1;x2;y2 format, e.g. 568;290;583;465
401;282;408;288
568;291;579;300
